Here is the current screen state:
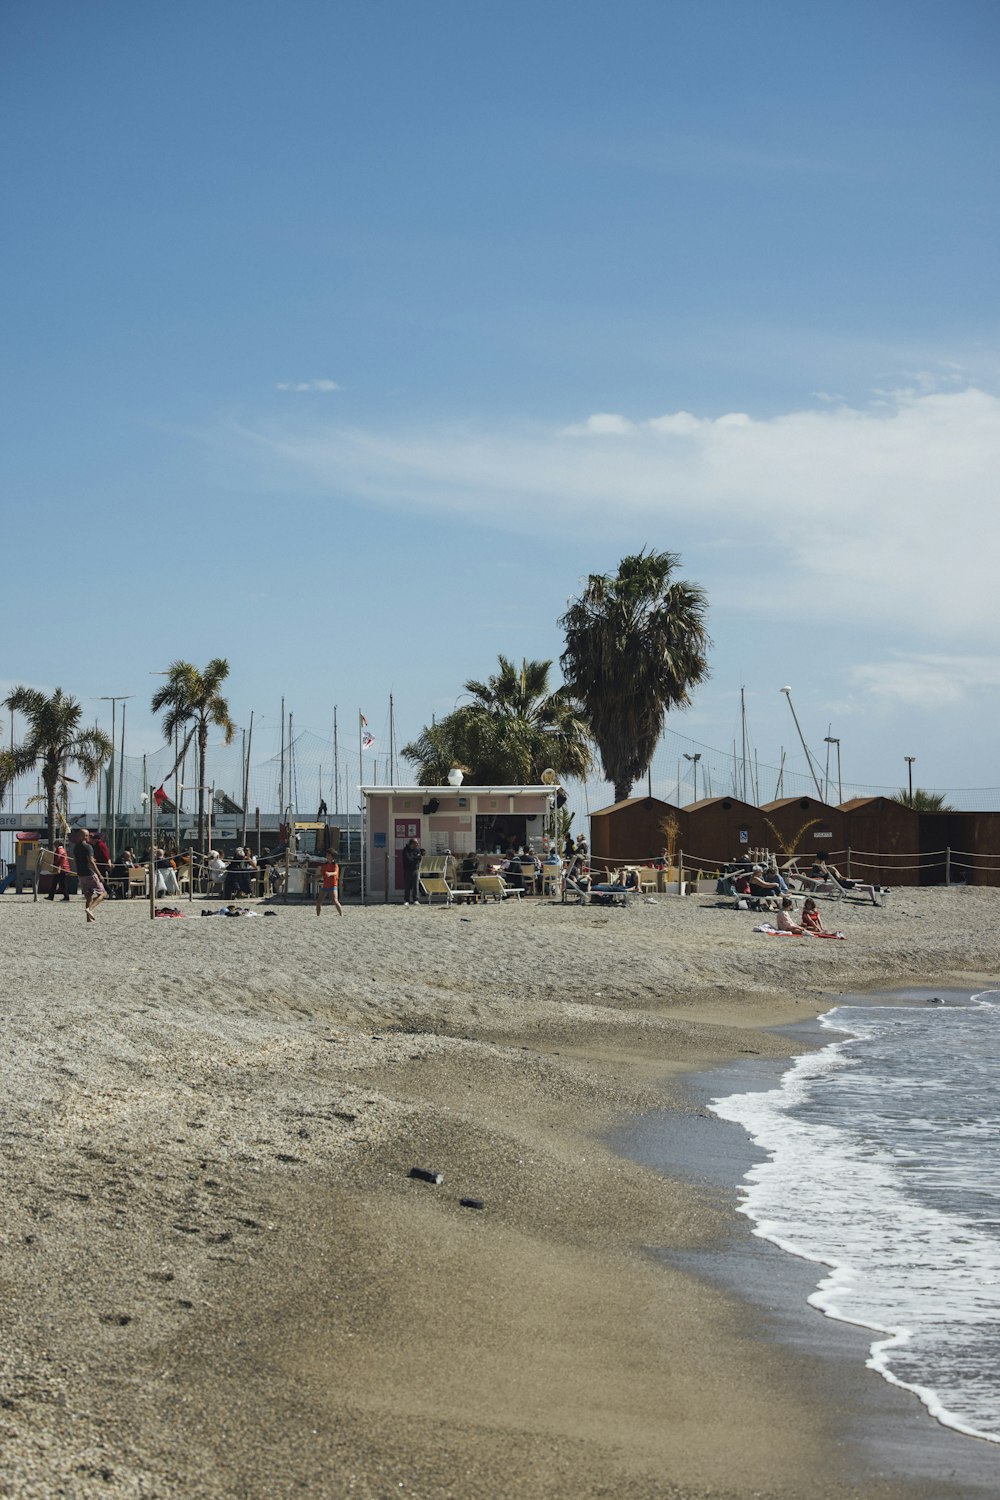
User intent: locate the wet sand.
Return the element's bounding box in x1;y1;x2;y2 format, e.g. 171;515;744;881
1;885;998;1498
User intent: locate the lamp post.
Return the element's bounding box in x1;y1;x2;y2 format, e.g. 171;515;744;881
779;687;824;800
683;752;702;804
824;736;841;805
905;756;915;802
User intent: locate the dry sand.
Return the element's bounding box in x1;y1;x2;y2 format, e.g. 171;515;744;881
1;884;999;1498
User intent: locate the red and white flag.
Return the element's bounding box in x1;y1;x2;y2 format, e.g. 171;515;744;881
360;712;374;749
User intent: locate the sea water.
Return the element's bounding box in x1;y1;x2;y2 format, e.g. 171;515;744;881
711;988;1000;1444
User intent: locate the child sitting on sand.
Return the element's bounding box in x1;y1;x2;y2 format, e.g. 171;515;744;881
774;897;804;935
800;898;845;939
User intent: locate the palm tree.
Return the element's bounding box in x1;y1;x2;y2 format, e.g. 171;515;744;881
896;788;953;811
559;550;710;803
3;687;113;846
151;660;235;854
402;656;592;786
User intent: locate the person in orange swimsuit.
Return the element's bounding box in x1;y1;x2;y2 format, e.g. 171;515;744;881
315;853;343;917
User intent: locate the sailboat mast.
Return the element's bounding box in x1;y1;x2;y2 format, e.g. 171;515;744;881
333;706;339;815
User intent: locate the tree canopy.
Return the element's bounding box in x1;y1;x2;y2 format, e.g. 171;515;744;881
559;550;710;803
896;788;953;811
3;685;113;845
402;656;592;786
151;659;235;851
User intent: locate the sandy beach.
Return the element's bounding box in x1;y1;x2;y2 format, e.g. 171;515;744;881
1;884;999;1499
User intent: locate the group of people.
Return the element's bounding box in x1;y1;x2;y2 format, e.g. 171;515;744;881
730;855;887;911
205;847;262;899
773;896;842;937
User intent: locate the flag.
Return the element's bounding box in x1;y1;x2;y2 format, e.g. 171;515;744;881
153;785;168;809
360;711;374;749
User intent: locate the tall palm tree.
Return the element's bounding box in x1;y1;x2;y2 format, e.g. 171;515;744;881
559;550;710;803
402;656;592;786
3;686;113;846
151;659;235;854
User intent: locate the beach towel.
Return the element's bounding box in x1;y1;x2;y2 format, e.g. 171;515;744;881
754;922;845;940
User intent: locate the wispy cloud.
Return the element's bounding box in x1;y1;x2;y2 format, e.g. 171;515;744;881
275;379;341;393
240;383;1000;647
850;653;1000;708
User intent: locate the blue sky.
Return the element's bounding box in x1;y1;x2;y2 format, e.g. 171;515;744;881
2;0;999;813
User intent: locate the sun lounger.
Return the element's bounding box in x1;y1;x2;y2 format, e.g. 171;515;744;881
588;882;631;907
419;873;456;905
472;874;522;902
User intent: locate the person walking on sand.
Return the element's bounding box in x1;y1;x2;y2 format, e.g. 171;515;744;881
74;829;107;923
46;843;72;901
401;838;423;906
315;851;343;917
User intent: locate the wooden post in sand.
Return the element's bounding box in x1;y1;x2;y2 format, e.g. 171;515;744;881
677;849;684;896
149;788;156;920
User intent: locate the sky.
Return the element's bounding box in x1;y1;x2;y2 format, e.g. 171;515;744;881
2;0;999;816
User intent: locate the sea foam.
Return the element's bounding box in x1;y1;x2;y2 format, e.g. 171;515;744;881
712;989;1000;1443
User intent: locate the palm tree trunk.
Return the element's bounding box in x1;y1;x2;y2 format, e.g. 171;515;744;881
198;717;208;861
47;777;57;849
614;779;633;804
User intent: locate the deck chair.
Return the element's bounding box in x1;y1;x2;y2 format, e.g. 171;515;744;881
419;873;455;905
472;874;522;902
127;866;149;899
587;881;631;907
562;872;590;904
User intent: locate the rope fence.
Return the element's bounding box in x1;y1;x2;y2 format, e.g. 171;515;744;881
587;846;1000;888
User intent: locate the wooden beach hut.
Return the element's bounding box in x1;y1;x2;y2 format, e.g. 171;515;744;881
588;796;685;873
681;796;774;873
758;796;845;867
839;797;920;886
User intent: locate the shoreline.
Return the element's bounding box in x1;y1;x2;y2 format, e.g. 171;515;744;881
613;986;1000;1496
1;889;999;1496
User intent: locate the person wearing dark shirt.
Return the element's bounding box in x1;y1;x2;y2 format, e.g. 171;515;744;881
401;839;423;906
74;830;107;922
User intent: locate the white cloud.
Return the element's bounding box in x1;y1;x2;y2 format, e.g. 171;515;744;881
276;379;341;393
850;653;1000;708
243;383;1000;644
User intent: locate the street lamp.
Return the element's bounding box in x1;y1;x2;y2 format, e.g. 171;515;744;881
905;756;915;801
683;752;702;804
779;687;824;801
824;736;842;805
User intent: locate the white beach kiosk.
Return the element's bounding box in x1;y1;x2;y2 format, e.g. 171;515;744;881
361;777;557;902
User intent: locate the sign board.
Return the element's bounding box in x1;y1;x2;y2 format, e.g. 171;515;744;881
0;812;90;830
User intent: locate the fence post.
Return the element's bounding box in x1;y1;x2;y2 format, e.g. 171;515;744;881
945;847;951;886
846;848;852;878
384;850;389;903
677;848;684;895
